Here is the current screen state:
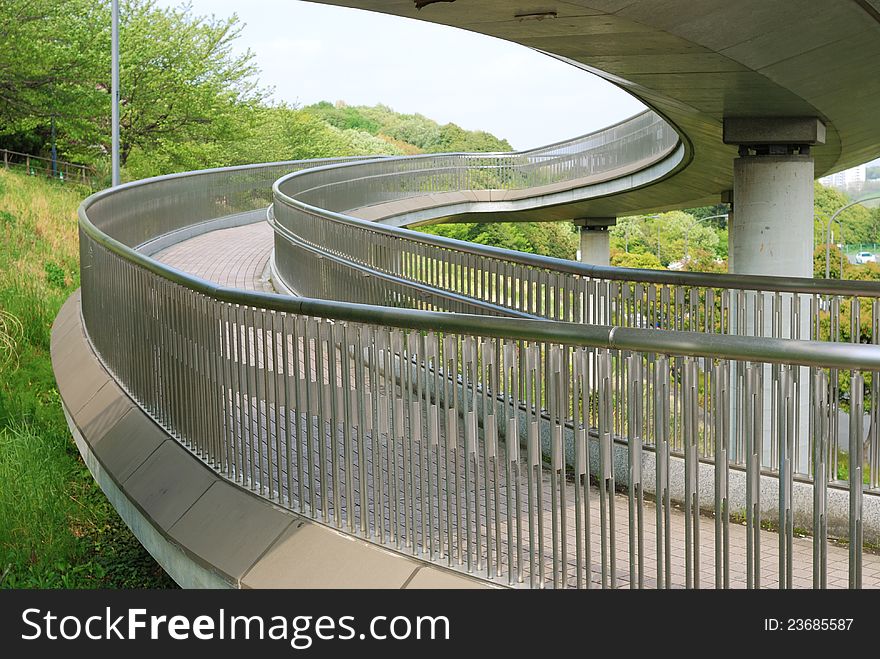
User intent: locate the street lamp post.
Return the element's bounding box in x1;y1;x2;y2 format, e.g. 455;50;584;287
823;192;880;279
111;0;120;187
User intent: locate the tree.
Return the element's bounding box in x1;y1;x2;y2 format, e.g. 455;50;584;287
0;0;105;155
611;250;663;270
813;181;875;245
109;1;265;170
420;221;576;259
609;215;647;253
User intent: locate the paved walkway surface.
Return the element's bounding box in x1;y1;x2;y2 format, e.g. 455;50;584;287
152;222;880;589
153;222;275;293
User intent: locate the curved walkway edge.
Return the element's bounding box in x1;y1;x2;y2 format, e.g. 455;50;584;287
52;291;493;589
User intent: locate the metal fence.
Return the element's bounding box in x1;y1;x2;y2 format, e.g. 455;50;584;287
274;111;677;219
1;148;96;186
77;118;880;588
272;115;880;487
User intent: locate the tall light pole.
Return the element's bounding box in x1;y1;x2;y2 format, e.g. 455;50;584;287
823;192;880;279
683;213;728;262
111;0;120;187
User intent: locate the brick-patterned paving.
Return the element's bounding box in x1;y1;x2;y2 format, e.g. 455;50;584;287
153;222;275;292
152;222;880;588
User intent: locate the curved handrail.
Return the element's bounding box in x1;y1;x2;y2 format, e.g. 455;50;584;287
72;120;880;589
273;163;880;299
78;197;880;372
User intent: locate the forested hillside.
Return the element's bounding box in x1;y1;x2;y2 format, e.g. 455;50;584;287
0;0;513;183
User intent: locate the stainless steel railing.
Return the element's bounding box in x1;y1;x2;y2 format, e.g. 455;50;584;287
273;110;678;219
76;119;880;588
271;114;880;487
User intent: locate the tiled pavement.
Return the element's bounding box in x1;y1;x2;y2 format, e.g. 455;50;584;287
153;222;275;293
152;222;880;588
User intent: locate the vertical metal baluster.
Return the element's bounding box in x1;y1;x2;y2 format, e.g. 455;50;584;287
272;312;284;503
576;348;592;588
414;331;427;556
215;300;230;478
292;318;305;513
536;342;546;587
341;324;356;533
526;344;539;587
560;346;569;587
356;325;368;538
812;369;828;589
481;339;499;578
770;295;780;471
203;296;215;468
247;306;261;491
230;301;244;478
873;301;880;492
442;335;458;565
305;320;318;517
223;303;239;483
849;373;864;589
549;345;562;588
504;341;520;585
493;340;504;578
281;314;295;509
683;357;700;588
828;297;840;480
316;322;328;520
382;330;397;546
405;331;419;552
258;308;271;496
428;332;440;561
779;365;794;588
627;354;644;588
365;326;382;542
463;336;477;572
328;323;341;527
714;361;731;589
170;286;183;445
391;330;405;549
240;306;256;489
598;348;615;588
745;362;762;588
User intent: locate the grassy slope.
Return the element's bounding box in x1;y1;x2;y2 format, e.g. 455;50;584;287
0;170;174;588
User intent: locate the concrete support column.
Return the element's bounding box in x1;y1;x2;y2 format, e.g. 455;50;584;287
730;154;814;278
574;217;615;267
723;117;824;278
723;117;825;474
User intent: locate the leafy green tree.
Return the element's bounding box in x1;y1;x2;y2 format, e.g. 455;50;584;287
419;221;576;259
610;215;648;253
813;182;875;245
0;0;105;156
110;1;265;170
610;250;663;270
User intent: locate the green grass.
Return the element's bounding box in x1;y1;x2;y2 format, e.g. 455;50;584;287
0;169;174;588
835;449;872;486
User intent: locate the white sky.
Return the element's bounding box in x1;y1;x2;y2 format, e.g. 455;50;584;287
152;0;642;150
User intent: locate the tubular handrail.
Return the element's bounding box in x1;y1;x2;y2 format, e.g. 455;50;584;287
273;170;880;300
79;172;880;371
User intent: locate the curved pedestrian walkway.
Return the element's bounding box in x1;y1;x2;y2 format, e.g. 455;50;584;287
151;221;880;589
153;223;275;293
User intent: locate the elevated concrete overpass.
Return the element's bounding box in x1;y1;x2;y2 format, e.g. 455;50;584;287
311;0;880;215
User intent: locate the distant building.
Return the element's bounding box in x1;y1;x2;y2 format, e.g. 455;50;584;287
819;164;867;191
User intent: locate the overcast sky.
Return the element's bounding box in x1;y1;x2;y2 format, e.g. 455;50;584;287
152;0;642;150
